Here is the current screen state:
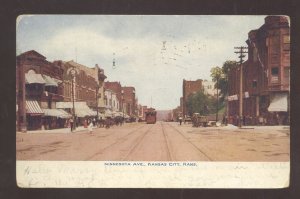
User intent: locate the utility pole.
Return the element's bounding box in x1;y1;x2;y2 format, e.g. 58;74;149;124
234;46;248;128
96;85;99;120
216;77;219;122
21;58;27;132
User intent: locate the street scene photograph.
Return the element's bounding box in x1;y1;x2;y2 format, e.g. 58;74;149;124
16;15;290;162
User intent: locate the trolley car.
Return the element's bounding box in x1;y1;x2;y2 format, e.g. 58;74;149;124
145;108;157;124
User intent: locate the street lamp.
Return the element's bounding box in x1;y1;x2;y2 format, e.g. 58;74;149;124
96;84;99;120
121;90;124;118
69;67;77;131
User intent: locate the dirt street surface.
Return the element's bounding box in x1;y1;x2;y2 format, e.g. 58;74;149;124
16;122;290;161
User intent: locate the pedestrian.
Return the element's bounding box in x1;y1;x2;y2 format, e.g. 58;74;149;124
70;118;74;132
88;121;93;133
179;116;183;125
259;115;263;126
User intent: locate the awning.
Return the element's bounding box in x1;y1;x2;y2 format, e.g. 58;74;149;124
268;93;288;112
42;75;58;87
25;73;46;84
42;108;71;118
104;109;113;117
26;100;44;115
113;111;124;117
56;101;96;117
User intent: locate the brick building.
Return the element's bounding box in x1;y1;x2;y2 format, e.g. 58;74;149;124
54;60;107;120
16;50;70;131
228;16;290;125
122;86;136;117
182;79;203;117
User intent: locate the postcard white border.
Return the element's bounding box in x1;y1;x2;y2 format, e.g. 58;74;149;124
16;161;289;188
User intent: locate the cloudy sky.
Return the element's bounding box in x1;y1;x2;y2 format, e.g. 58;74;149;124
17;15;266;110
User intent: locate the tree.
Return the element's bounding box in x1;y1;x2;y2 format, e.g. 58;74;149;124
210;61;238;102
186;90;217;116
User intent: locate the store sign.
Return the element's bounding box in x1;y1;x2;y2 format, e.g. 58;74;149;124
228;95;238;101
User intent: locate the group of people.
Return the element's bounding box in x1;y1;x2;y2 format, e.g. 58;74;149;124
68;116;126;133
225;112;289;126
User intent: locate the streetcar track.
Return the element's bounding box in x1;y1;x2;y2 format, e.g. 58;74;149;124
160;122;173;161
85;124;149;160
165;122;213;161
122;124;155;161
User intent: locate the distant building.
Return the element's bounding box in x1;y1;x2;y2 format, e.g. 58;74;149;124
142;105;148;120
104;81;122;112
202;80;218;97
104;89;119;114
228;16;290;125
122;86;136;117
182;79;203;117
172;106;182;122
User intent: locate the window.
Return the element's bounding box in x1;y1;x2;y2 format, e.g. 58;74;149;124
252;80;257;88
271;67;279;83
283;35;290;51
271;67;279;76
271;36;280;54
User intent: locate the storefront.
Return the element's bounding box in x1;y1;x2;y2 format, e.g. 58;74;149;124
42;108;71;129
56;101;97;126
25;100;44;130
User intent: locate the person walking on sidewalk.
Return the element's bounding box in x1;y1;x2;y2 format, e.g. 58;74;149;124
179;116;183;125
70;118;74;132
88;121;93;133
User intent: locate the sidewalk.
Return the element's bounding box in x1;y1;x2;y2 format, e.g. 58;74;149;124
17;126;92;134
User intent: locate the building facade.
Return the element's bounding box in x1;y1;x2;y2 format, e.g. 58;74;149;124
122;86;136;117
182;79;203;117
16;50;69;131
228;16;290;125
202;80;218;97
54;60;107;119
104;81;122;112
104;89;119;112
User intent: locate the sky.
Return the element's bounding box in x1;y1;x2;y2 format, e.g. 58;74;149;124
16;15;267;110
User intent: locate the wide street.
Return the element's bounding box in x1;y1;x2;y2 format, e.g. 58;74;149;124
16;122;290;161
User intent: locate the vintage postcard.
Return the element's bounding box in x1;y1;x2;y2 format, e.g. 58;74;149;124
16;15;290;188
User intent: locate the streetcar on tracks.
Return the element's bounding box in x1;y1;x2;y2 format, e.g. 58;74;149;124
145;108;157;124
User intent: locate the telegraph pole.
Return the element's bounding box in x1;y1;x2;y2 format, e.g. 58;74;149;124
234;46;248;128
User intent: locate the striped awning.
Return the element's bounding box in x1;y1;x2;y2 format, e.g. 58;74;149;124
26;100;44;115
56;101;96;117
42;109;71;118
